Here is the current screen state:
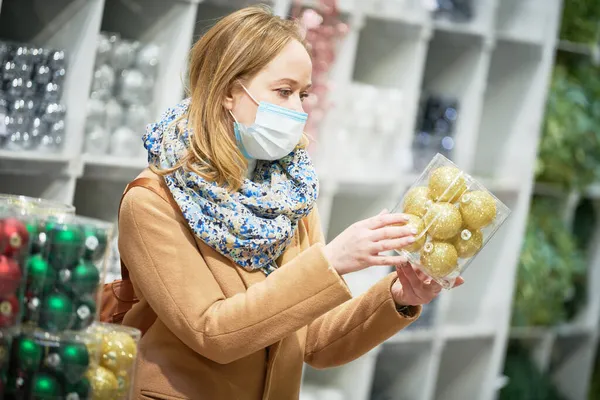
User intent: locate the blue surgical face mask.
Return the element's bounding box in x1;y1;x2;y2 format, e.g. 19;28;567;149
230;84;308;161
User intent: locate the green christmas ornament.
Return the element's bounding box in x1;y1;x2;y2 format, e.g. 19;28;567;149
82;226;108;262
40;292;74;332
72;296;97;331
65;377;91;400
70;261;100;295
31;372;62;400
26;221;44;254
55;342;90;383
27;255;56;293
48;224;84;270
16;337;42;371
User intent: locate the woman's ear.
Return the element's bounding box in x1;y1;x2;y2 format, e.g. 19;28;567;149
223;80;239;111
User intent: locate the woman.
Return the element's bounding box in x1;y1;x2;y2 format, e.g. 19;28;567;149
118;5;461;400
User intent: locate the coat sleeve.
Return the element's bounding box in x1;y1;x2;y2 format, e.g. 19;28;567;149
118;187;353;365
303;207;422;369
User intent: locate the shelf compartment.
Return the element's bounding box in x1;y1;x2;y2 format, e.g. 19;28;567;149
0;0;104;169
435;337;494;400
0;172;74;204
495;0;554;45
73;178;124;222
82;154;147;181
440;191;519;331
420;30;490;170
100;0;197;120
370;342;434;400
364;0;428;26
473;39;544;182
550;333;598;400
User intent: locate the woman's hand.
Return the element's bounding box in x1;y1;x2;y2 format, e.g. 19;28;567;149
391;262;464;306
323;209;416;276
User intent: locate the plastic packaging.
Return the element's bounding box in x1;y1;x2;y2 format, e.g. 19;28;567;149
392;153;511;289
5;331;101;399
0;195;76;398
86;322;141;399
20;215;113;334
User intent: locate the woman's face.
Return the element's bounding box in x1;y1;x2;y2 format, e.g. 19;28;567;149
226;39;312;126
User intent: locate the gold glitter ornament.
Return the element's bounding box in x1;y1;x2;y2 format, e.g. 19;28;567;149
86;366;119;400
400;214;426;252
452;228;483;258
116;371;131;398
459;191;497;229
100;331;137;374
402;186;432;217
420;241;458;278
423;202;462;240
428;166;468;202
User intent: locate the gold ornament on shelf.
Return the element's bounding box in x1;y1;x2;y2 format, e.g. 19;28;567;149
459;190;497;229
420;241;458;278
423;202;462;240
100;331;138;374
400;214;426;252
86;365;119;400
428;166;468;202
452;228;483;258
402;186;432;217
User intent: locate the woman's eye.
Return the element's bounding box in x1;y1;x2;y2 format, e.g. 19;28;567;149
300;92;309;102
277;89;293;97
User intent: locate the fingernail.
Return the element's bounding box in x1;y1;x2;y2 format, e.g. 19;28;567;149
410;227;418;234
408;236;415;243
403;215;410;221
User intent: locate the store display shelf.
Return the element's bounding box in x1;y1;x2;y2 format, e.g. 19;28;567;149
82;154;147;181
555;40;600;64
510;323;596;340
534;181;600;199
0;150;72;175
441;324;496;341
434;19;488;39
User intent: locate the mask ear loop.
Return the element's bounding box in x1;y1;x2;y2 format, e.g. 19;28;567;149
238;81;260;106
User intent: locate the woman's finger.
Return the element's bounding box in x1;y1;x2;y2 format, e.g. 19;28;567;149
395;264;417;299
399;264;428;302
414;267;432;284
370;236;416;254
370;225;416;242
452;276;465;288
364;213;410;230
369;254;408;266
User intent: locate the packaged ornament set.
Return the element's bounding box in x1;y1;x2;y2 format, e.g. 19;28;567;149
85;31;161;159
393;153;511;289
0;194;141;399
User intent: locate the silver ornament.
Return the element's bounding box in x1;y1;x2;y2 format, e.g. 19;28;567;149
42;82;61;103
136;43;161;77
48;50;67;70
96;33;114;66
85;125;110;155
29;117;47;146
110;126;138;157
52;68;67;85
86;98;106;128
92;64;116;95
125;103;150;132
105;98;124;131
2;61;17;81
118;69;152;105
7;78;24;98
111;39;138;70
34;65;52;85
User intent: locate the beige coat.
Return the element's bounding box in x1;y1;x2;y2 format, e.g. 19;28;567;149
118;170;421;400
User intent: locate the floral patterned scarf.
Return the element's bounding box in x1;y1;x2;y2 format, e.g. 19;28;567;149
142;99;319;275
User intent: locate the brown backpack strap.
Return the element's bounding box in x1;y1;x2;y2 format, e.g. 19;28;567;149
118;176;176;280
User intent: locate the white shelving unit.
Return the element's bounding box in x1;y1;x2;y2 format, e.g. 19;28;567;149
2;0;597;399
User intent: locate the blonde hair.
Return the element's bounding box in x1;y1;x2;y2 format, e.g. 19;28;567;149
151;5;309;191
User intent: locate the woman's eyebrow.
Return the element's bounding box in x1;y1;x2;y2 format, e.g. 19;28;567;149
272;78;312;89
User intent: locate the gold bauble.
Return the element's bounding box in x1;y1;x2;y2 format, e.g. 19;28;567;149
86;366;119;400
423;202;462;240
459;191;497;229
452;228;483;258
100;331;137;374
428;166;468;202
403;186;432;217
85;330;105;365
400;214;426;253
420;241;459;279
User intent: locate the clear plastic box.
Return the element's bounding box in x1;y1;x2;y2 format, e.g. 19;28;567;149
86;322;141;399
392;153;511;289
